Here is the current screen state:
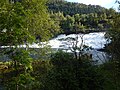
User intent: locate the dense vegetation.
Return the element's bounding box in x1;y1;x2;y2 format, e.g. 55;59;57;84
47;0;108;15
47;0;116;34
0;0;120;90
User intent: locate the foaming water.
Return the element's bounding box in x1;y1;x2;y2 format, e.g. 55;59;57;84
48;32;107;49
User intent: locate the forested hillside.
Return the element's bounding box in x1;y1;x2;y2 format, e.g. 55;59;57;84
47;0;116;34
47;0;110;15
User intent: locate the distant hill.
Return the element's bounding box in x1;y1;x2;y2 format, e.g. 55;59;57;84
46;0;116;34
47;0;109;15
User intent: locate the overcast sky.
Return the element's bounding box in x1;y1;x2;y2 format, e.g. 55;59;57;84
67;0;119;10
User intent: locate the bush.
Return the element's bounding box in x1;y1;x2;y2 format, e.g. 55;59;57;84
42;51;105;90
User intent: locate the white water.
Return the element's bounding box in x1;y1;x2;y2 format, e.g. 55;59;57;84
1;32;107;49
48;32;107;49
48;32;109;64
0;32;109;63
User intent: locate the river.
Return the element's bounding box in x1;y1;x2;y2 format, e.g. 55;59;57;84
0;32;110;64
48;32;109;64
49;32;107;49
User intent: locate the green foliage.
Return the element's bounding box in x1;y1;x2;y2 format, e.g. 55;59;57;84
1;51;120;90
100;61;120;90
47;0;116;34
8;49;33;71
17;73;35;89
0;0;60;89
47;0;108;15
42;51;105;90
106;5;120;59
5;73;35;90
0;0;59;46
50;12;115;34
104;2;120;90
0;0;54;69
0;0;119;90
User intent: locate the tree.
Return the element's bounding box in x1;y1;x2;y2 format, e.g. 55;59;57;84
0;0;58;89
0;0;55;45
105;2;120;89
43;51;105;90
60;15;75;34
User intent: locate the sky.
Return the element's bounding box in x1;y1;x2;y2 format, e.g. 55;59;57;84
67;0;119;10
